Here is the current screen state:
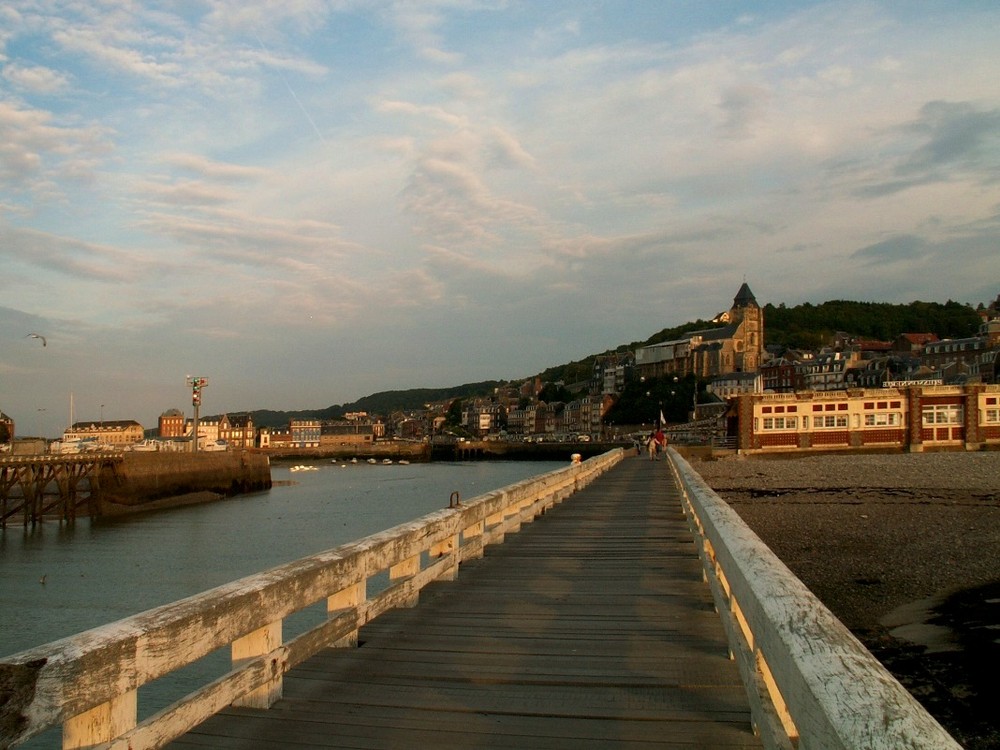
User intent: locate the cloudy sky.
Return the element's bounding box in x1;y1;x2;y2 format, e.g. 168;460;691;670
2;1;999;438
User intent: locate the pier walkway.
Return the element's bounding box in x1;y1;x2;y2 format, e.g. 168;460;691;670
2;450;959;750
167;457;759;749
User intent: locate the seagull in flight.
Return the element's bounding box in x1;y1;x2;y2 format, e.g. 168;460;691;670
26;333;46;347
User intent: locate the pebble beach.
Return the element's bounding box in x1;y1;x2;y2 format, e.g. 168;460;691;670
689;450;1000;750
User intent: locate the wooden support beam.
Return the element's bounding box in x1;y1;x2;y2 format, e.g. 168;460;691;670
232;622;283;709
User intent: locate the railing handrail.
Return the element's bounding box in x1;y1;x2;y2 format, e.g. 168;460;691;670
666;448;961;750
0;449;623;749
0;453;125;464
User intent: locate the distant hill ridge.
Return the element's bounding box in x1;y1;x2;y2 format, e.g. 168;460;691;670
229;298;985;429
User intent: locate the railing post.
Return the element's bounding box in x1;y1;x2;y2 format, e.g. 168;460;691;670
429;533;460;580
389;554;421;607
328;581;366;647
63;689;137;749
756;649;798;744
231;621;282;708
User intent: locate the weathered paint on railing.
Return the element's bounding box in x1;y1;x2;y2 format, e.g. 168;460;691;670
666;448;962;750
0;449;623;750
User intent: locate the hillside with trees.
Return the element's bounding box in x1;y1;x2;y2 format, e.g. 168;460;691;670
762;299;981;350
238;298;986;427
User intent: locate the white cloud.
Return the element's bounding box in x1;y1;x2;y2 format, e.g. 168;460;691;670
2;1;1000;438
2;63;69;93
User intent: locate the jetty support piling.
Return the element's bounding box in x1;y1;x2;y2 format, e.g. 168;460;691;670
0;454;125;528
0;451;271;528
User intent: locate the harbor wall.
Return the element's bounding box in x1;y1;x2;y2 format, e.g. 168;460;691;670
263;442;430;462
98;451;272;514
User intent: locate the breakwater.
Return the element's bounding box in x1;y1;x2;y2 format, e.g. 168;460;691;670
97;451;272;515
263;441;430;462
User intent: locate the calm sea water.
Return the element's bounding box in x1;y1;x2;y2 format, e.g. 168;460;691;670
1;459;564;747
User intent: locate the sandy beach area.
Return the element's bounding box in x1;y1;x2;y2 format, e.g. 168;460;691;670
688;450;1000;750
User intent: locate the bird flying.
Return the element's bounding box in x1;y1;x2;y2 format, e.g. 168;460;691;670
26;333;46;346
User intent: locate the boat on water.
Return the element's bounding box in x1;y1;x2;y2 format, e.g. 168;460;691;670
129;439;162;452
289;465;319;472
49;437;100;454
367;458;377;464
398;459;410;465
382;458;393;465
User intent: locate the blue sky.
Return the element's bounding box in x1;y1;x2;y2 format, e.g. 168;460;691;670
2;1;999;438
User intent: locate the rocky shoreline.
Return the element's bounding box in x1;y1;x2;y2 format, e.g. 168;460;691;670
689;450;1000;750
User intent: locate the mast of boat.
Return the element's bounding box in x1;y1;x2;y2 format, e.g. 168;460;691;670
68;392;74;430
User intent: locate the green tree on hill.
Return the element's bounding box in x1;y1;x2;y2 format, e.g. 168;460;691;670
763;299;979;349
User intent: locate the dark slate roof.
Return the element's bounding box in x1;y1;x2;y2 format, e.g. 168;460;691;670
686;322;738;342
733;282;757;308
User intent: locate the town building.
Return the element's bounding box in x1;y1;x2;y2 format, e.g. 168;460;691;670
64;420;144;447
731;383;1000;454
219;413;254;449
463;400;506;437
801;349;860;392
289;420;321;448
635;282;764;381
158;408;185;438
892;333;939;355
0;411;13;444
922;336;989;381
759;355;809;393
709;371;761;400
320;420;377;447
593;352;634;396
185;418;219;446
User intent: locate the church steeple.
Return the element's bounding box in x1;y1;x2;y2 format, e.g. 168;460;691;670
733;282;757;309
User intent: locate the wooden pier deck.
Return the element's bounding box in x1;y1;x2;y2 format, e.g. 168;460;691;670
167;457;761;749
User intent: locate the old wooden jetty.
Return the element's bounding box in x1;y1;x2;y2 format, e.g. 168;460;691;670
0;452;272;528
0;450;960;750
0;453;123;527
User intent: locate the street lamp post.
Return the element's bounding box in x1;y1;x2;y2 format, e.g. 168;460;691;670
186;376;209;452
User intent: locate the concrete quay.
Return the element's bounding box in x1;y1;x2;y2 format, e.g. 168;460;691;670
97;451;272;516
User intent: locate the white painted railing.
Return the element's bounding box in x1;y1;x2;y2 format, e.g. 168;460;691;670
0;450;623;750
667;448;962;750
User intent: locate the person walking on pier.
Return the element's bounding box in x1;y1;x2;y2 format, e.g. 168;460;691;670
658;428;668;454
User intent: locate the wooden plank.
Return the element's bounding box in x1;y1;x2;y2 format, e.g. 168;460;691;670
167;458;761;749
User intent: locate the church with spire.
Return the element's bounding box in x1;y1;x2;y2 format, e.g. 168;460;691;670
634;282;765;380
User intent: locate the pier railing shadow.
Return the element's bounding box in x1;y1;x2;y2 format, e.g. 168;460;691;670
0;450;623;750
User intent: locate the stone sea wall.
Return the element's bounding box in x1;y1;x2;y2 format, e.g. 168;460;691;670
98;451;272;514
